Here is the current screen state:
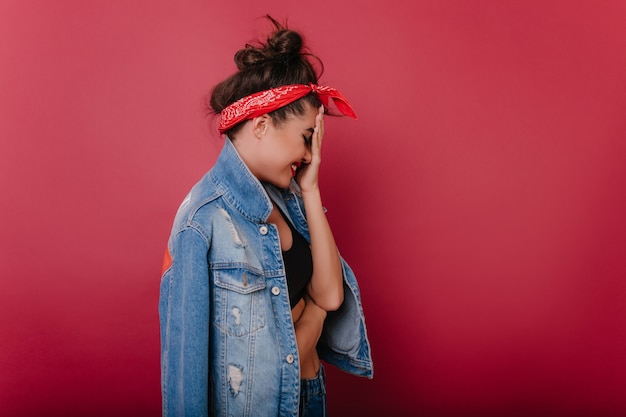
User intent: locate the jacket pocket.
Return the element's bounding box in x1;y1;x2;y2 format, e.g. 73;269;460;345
213;267;266;336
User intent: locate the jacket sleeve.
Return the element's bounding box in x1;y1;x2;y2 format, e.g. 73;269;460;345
317;258;374;378
159;226;211;417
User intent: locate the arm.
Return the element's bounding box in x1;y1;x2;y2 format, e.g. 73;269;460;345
294;295;327;374
297;106;344;311
159;227;211;417
302;187;344;311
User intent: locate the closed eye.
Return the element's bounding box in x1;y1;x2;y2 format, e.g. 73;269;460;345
302;134;313;147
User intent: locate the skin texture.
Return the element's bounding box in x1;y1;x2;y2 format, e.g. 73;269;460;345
232;103;344;378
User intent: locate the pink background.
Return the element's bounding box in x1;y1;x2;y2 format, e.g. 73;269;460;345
1;1;625;416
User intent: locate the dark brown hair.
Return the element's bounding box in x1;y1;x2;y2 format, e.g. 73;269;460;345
208;16;323;136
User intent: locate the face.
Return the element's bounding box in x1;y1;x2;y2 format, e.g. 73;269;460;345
252;104;317;188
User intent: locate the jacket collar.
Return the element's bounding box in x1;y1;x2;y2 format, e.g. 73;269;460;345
209;138;273;222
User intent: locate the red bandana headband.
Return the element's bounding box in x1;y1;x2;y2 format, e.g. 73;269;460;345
218;83;357;134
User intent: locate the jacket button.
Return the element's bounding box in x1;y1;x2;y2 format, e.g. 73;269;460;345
259;225;268;235
271;286;280;295
286;354;294;364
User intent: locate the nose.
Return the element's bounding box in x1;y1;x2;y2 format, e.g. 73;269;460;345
302;147;312;164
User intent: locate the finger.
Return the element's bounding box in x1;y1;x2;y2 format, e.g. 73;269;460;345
316;107;325;147
312;126;321;158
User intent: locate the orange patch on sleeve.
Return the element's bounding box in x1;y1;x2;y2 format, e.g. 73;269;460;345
162;248;173;274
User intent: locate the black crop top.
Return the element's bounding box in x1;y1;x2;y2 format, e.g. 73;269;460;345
278;208;313;308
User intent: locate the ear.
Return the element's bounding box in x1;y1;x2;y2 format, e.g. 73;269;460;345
252;114;272;139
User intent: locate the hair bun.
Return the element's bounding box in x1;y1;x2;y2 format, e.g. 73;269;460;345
234;25;305;71
234;47;268;70
266;29;303;60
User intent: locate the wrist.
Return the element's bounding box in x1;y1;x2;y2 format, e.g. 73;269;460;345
301;187;321;200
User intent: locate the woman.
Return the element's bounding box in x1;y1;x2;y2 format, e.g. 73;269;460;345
159;16;373;417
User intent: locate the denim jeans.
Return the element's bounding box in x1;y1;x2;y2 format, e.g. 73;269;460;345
299;364;327;417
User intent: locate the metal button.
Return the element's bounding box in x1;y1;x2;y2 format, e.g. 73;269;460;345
271;286;280;296
286;354;294;364
259;225;268;235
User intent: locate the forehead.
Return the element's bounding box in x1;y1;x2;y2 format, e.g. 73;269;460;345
282;105;317;130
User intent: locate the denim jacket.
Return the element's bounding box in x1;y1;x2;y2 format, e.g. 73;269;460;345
159;138;373;417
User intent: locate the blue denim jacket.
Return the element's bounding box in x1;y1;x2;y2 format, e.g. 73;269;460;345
159;138;373;417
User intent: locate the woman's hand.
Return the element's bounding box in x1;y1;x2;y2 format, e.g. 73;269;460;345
296;106;324;194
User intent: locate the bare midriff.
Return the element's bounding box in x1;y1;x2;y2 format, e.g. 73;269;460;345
268;205;324;379
291;298;325;379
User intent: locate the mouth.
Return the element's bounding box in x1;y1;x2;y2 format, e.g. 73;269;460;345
291;162;301;177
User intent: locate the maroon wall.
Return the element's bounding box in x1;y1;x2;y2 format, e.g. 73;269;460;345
1;1;625;416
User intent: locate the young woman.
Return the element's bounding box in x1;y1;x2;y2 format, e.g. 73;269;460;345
159;16;373;417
